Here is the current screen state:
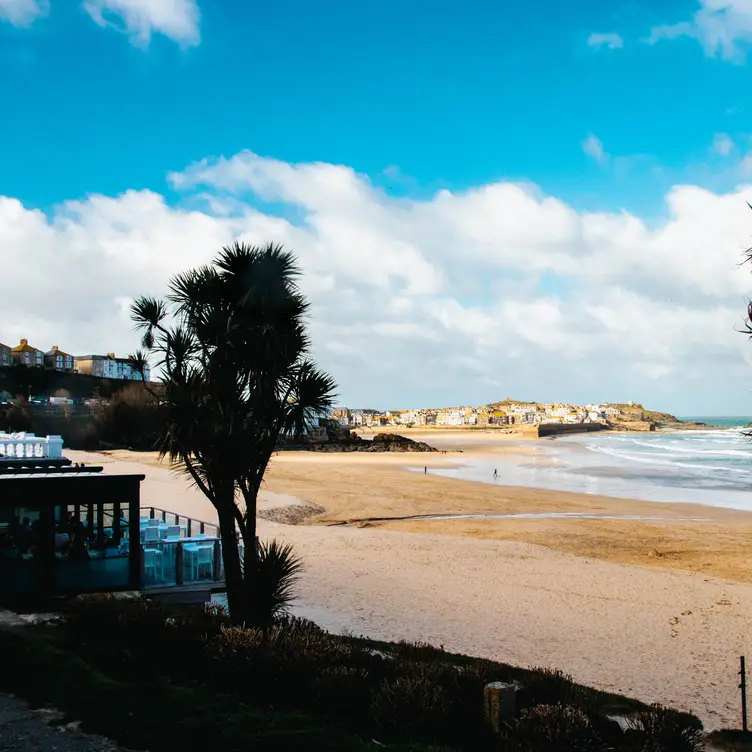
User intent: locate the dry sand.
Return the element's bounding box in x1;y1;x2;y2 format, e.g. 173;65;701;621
70;441;752;730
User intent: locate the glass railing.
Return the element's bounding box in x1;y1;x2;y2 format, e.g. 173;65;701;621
138;507;224;588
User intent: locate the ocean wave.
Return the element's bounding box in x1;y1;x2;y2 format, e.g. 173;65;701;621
584;443;752;476
621;438;751;458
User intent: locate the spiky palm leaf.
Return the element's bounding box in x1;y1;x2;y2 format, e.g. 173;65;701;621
241;539;303;628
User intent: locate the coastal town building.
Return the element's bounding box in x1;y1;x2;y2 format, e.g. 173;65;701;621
11;339;44;367
435;409;464;426
331;408;352;427
74;353;150;382
2;339;151;382
44;346;75;372
326;400;626;431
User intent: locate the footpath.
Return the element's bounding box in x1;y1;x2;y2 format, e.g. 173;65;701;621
0;694;127;752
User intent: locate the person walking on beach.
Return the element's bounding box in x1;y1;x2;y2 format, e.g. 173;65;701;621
493;468;498;479
424;466;427;474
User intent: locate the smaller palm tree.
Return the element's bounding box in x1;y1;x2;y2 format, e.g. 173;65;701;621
242;539;303;629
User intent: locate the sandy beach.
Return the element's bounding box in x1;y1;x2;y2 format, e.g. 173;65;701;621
71;433;752;730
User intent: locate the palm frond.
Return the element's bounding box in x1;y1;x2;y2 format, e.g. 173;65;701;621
241;539;303;627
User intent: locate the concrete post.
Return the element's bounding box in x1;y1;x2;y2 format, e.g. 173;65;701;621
46;435;64;458
484;682;516;732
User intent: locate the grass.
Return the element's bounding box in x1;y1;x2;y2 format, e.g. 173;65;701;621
0;627;449;752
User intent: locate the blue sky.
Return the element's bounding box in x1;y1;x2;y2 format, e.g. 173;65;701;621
1;0;748;216
2;0;752;414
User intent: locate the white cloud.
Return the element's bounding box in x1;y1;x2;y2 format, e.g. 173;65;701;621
0;0;48;26
2;150;752;412
713;132;735;156
82;0;200;47
582;134;609;164
587;32;624;50
648;0;752;61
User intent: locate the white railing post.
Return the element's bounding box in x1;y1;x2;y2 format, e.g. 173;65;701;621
46;435;63;458
0;432;65;460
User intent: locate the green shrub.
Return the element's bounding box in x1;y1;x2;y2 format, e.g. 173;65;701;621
517;668;594;713
499;704;609;751
623;704;705;751
392;640;447;663
371;667;451;739
51;595;705;751
60;594;230;680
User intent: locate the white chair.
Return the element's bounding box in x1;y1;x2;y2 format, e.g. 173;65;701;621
195;545;214;579
143;548;163;581
144;527;160;544
165;525;181;539
147;518;161;528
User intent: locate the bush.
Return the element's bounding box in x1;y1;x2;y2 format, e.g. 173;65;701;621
61;594;229;680
517;668;594;713
392;640;448;663
499;704;608;751
623;704;705;751
51;596;705;752
371;667;451;739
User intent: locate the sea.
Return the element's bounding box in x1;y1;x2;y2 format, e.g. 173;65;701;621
428;417;752;512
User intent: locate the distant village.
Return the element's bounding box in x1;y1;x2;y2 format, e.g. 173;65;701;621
0;338;151;382
325;401;640;432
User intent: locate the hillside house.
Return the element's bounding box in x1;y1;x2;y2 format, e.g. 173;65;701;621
75;354;150;382
11;339;44;367
44;346;75;372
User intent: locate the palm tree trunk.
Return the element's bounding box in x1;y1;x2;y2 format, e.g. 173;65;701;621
216;491;245;624
242;487;258;575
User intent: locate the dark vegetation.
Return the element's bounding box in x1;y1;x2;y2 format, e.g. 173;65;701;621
0;364;145;401
0;593;706;751
0;384;165;450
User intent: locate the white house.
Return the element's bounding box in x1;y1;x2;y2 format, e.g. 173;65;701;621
436;409;465;426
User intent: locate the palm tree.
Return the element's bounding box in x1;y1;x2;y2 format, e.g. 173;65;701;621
130;242;337;623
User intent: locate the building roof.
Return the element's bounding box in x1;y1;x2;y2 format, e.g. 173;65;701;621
11;338;41;353
45;346;73;358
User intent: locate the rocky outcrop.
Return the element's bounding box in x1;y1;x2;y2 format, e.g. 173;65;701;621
303;433;438;453
257;502;326;525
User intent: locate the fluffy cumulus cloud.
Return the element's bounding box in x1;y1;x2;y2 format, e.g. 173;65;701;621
648;0;752;61
587;32;624;50
0;0;48;26
2;151;752;413
82;0;200;46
